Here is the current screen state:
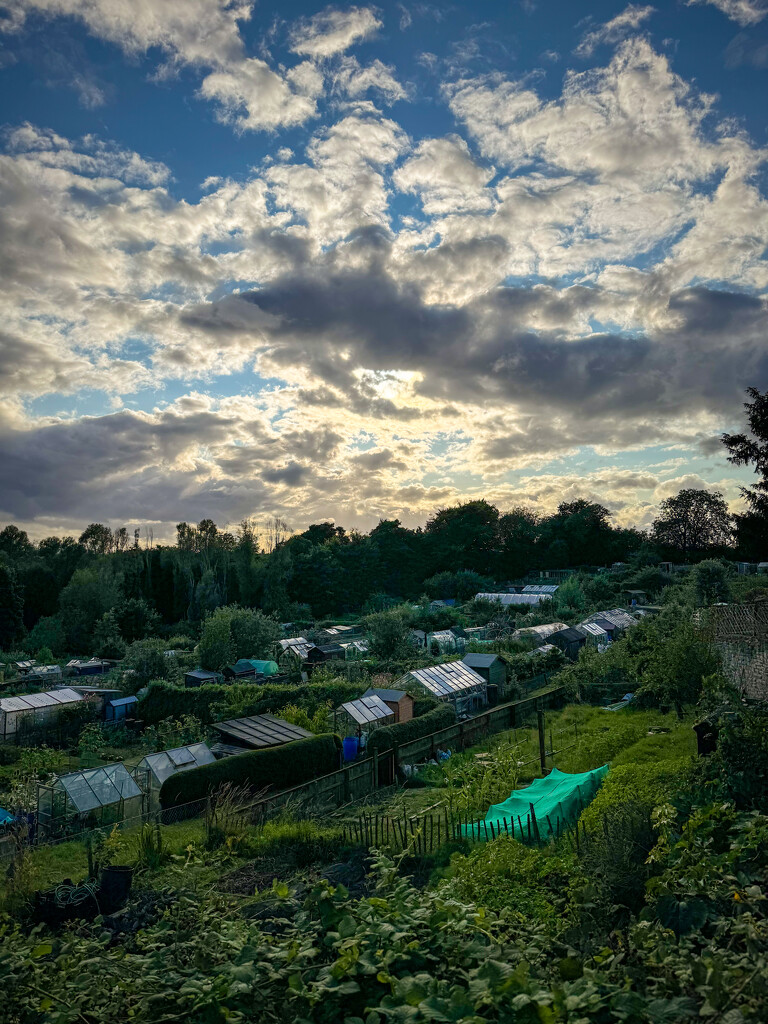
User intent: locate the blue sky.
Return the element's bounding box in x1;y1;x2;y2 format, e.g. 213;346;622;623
0;0;767;541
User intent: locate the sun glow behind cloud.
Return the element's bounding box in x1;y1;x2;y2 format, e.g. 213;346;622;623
0;1;766;540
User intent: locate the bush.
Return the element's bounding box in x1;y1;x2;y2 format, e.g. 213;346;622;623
159;733;342;807
139;679;363;726
368;704;456;755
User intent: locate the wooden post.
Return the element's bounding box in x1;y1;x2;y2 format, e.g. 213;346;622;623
343;766;351;803
372;749;379;790
529;802;540;842
459;721;466;751
537;709;547;775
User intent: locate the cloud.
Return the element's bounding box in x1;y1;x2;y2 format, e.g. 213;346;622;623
4;0;322;131
289;6;382;57
725;32;768;67
331;56;408;102
686;0;767;26
575;4;655;58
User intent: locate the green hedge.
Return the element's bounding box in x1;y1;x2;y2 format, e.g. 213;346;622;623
159;733;343;807
368;704;456;755
138;679;363;726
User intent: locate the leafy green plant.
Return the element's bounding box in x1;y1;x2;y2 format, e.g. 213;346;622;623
134;820;169;871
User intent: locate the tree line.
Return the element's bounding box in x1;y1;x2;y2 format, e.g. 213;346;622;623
0;387;765;654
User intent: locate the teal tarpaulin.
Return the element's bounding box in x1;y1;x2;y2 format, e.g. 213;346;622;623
461;764;609;842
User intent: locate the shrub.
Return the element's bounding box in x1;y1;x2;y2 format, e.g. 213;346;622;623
139;679;362;726
438;837;577;919
368;704;456;755
160;733;342;807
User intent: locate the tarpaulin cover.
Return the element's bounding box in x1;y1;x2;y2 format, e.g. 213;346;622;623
461;765;609;842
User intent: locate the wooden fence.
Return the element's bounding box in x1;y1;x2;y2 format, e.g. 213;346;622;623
341;805;592;855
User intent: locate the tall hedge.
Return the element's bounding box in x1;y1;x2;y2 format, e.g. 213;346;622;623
160;733;342;807
368;704;456;755
138;679;363;726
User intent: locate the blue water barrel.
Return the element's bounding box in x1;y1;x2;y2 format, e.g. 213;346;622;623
342;736;359;762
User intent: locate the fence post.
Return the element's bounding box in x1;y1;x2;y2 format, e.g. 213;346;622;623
372;749;379;790
343;766;351;803
537;709;547;775
459;721;466;751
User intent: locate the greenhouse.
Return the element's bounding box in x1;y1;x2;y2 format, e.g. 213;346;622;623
136;743;216;808
37;762;150;835
0;687;84;743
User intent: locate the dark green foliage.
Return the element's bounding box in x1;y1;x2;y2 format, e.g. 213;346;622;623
139;679;363;725
159;733;342;806
0;563;24;648
368;704;456;755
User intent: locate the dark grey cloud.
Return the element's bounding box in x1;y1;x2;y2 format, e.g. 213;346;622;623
207;265;768;420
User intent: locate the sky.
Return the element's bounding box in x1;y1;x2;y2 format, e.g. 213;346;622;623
1;0;767;544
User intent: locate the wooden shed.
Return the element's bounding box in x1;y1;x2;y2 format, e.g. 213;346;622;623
361;687;415;723
462;654;507;693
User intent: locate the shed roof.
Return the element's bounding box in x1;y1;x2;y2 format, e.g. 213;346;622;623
462;653;502;669
575;622;608;639
0;687;83;715
138;742;215;785
54;763;141;813
522;584;560;594
362;687;412;704
550;627;585;644
278;637;309;650
211;713;312;750
339;694;394;726
185;668;218;680
584;608;637;630
407;661;485;699
109;696;138;708
512;622;569;642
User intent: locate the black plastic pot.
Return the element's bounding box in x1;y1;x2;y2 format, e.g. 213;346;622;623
99;865;133;912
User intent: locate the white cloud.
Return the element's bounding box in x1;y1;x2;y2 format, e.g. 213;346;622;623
332;56;407;103
686;0;767;26
289;5;382;57
4;0;322;132
575;4;655;58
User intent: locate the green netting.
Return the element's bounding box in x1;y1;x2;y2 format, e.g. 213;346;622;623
460;765;609;843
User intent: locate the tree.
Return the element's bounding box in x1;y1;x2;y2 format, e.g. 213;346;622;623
0;563;24;648
722;387;768;558
123;638;174;689
58;567;120;653
78;523;114;555
690;560;732;607
426;500;500;575
652;489;733;557
0;525;32;559
113;597;161;643
26;615;67;656
362;608;413;660
93;610;127;659
198;615;235;671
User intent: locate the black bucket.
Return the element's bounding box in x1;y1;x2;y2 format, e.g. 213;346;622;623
99;865;133;912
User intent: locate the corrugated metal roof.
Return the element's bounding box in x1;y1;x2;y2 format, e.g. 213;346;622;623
522;584;560;594
512;622;569;642
340;694;394;726
575;622;608;639
584;608;637;630
211;714;313;750
0;687;83;714
407;662;486;698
